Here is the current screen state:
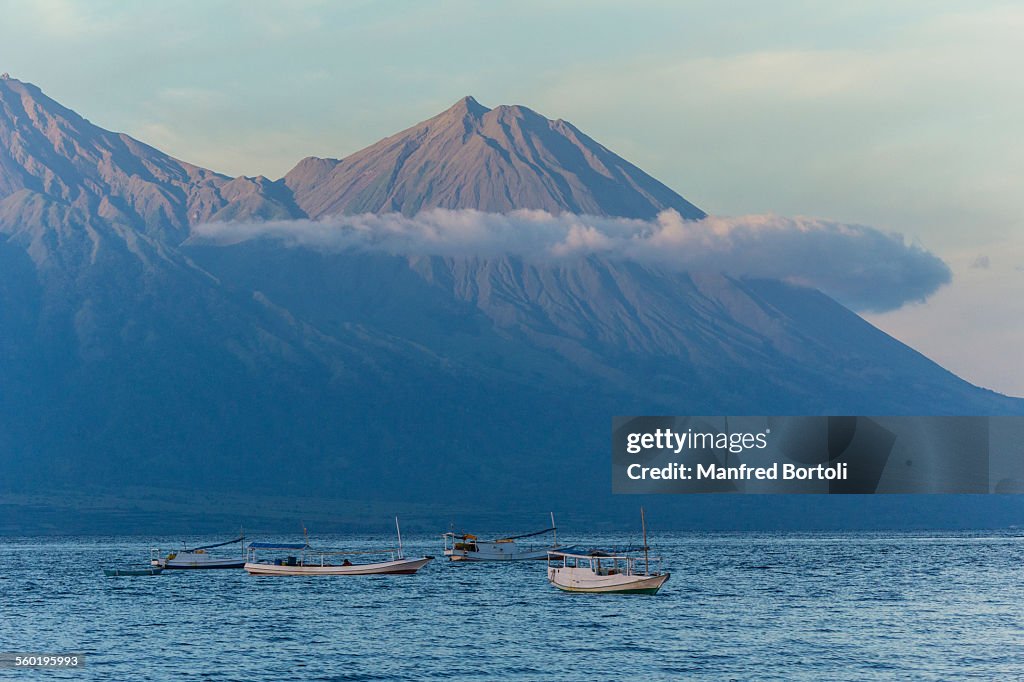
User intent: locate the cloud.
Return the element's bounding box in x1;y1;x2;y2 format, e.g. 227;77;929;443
192;208;952;313
971;255;991;269
533;4;1024;257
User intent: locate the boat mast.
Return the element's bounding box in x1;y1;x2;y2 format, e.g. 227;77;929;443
641;506;649;576
551;511;557;547
396;516;404;559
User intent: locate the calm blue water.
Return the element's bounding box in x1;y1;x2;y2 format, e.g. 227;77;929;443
1;531;1022;680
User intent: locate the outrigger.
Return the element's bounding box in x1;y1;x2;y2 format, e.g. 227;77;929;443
244;519;433;576
443;513;572;561
151;533;246;570
103;566;163;577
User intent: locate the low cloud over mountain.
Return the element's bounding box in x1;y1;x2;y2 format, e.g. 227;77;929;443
193;208;950;313
0;77;1017;532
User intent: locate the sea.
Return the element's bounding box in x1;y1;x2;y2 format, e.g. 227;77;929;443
1;531;1022;680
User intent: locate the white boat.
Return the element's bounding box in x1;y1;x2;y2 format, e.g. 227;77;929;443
547;551;669;594
244;552;433;576
151;534;246;569
546;508;669;594
443;513;573;561
244;518;433;576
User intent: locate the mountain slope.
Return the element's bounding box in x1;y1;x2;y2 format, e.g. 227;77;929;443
0;78;302;241
283;96;706;219
0;185;590;504
0;78;1020;532
186;244;1017;416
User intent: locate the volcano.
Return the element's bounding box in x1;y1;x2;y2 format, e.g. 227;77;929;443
0;78;1018;532
282;96;706;219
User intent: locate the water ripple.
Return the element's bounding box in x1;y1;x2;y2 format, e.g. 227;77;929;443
0;531;1022;680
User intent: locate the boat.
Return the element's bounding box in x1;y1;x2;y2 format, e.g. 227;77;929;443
244;518;433;576
103;567;164;577
150;534;246;570
443;513;573;561
546;508;669;594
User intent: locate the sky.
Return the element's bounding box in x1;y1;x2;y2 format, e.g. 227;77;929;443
0;0;1021;394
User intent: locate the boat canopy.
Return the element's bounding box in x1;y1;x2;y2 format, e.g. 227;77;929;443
553;546;647;557
549;549;636;559
248;542;309;550
496;527;555;541
188;535;244;552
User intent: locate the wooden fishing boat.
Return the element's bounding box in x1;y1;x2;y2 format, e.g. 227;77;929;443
151;534;246;569
546;551;669;594
103;567;164;577
443;513;573;561
244;518;433;576
244;553;433;576
547;508;669;594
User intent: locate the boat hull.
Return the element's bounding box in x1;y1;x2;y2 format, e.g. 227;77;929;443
244;556;433;576
446;548;549;562
548;569;669;594
154;557;245;569
446;544;576;562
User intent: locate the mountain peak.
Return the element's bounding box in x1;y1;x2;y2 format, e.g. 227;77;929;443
0;79;306;238
439;95;490;121
0;77;63;114
1;79;705;227
285;97;706;220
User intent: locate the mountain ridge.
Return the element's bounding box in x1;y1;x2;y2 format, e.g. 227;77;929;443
282;95;707;219
1;79;705;227
0;77;1020;532
0;77;303;241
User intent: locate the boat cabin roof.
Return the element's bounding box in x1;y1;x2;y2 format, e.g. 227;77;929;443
248;542;309;550
548;550;641;561
444;527;554;542
443;532;478;540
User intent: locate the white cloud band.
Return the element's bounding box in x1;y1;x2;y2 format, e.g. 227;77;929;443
191;208;951;312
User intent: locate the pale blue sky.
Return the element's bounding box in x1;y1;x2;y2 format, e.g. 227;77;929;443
1;1;1021;394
